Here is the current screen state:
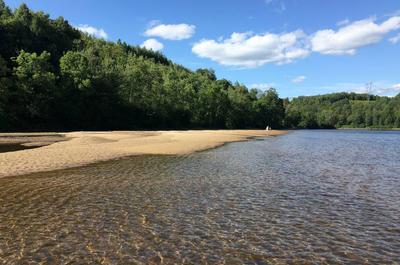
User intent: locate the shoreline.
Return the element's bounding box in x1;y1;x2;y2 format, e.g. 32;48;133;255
0;130;287;178
337;127;400;131
0;133;68;147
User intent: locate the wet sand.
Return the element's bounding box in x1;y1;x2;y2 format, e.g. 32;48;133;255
0;133;68;147
0;130;287;178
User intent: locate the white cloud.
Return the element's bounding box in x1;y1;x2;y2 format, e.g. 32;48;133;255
76;24;108;39
192;30;310;68
311;16;400;55
392;83;400;90
141;39;164;51
292;75;306;83
145;23;195;40
191;15;400;68
389;33;400;43
249;83;276;90
363;83;400;96
321;82;400;96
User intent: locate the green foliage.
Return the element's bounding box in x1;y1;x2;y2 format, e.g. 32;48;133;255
0;2;398;131
255;88;285;128
0;1;292;131
0;3;80;67
285;93;400;129
0;55;11;127
196;68;217;81
11;51;56;126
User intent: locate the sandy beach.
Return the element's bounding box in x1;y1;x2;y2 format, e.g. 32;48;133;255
0;130;287;178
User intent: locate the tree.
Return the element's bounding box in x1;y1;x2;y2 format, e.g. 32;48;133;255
11;50;56;128
0;55;11;128
196;68;217;81
60;51;92;90
255;88;285;128
1;1;398;131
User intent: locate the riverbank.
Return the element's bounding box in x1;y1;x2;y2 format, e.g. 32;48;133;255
338;127;400;131
0;130;287;178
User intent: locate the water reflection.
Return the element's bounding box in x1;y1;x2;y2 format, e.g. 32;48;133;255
0;130;399;264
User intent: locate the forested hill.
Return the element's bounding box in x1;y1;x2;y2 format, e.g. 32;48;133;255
0;1;399;131
0;1;286;131
285;93;400;129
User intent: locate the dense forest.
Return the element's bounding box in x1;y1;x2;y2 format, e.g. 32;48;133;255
285;93;400;129
0;1;399;131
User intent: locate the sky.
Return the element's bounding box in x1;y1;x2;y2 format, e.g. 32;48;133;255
5;0;400;97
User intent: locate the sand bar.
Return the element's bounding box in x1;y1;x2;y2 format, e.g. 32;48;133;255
0;130;287;178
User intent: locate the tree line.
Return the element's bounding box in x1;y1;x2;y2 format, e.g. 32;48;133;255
285;93;400;129
0;1;399;131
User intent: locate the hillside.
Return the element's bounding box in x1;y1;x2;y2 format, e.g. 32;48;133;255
0;1;285;131
285;93;400;129
0;1;399;131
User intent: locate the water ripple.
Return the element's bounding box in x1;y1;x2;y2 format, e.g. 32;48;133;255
0;130;399;264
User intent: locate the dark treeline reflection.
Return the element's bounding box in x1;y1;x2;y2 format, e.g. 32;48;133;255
0;1;399;131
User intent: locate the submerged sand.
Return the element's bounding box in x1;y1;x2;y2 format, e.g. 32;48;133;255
0;130;287;178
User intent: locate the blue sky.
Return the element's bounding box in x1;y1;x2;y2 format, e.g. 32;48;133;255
5;0;400;97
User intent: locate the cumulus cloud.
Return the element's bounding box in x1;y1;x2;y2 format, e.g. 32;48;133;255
192;30;310;68
389;33;400;43
292;75;306;83
145;23;195;40
141;39;164;51
311;16;400;55
76;24;108;39
191;15;400;68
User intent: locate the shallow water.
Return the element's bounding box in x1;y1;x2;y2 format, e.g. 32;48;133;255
0;130;399;264
0;143;36;153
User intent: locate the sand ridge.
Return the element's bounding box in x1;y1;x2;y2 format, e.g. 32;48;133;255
0;130;287;178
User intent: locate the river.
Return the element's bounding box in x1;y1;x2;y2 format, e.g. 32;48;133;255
0;130;399;264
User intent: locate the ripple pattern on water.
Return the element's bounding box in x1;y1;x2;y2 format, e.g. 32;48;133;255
0;130;400;264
